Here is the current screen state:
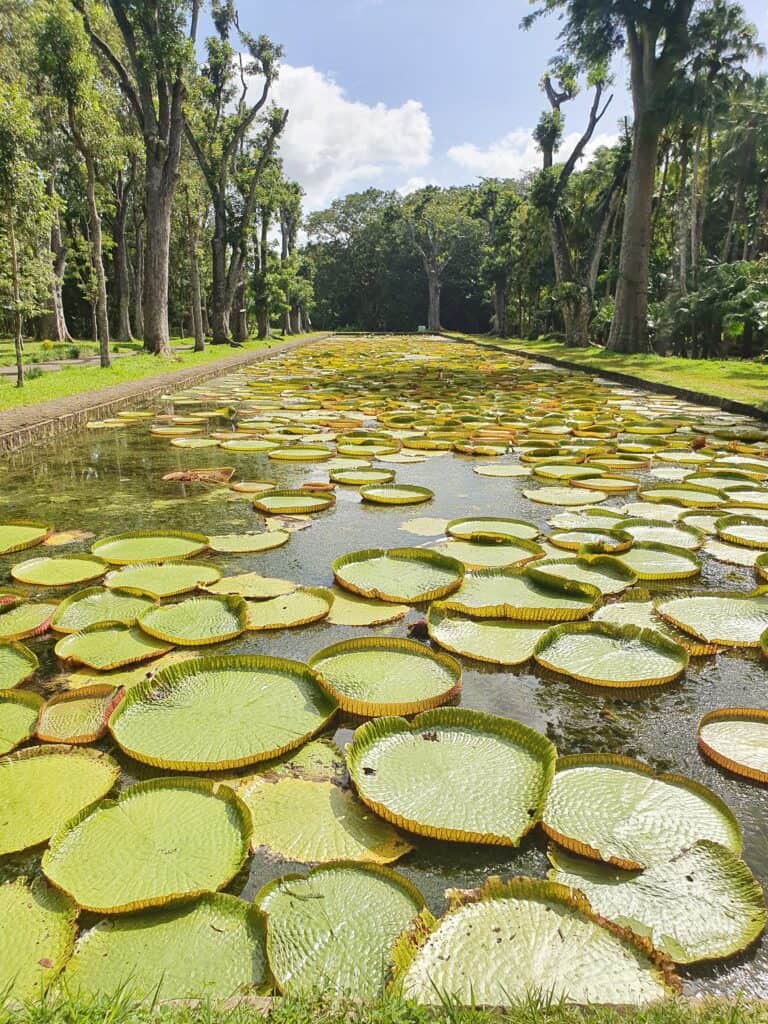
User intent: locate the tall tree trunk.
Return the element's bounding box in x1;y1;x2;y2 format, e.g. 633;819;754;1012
133;227;145;343
188;233;204;353
231;278;247;345
143;162;173;356
8;204;24;388
37;179;72;342
549;217;590;348
676;132;691;294
113;169;133;342
83;154;110;368
289;306;301;334
426;266;441;332
254;214;271;340
493;280;508;337
210;202;230;344
607;118;659;353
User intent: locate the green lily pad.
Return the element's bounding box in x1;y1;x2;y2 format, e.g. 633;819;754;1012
548;841;766;964
326;588;409;626
547;528;632;553
532;555;637;595
207;531;290;553
333;548;464;604
36;685;122;744
0;640;38;688
11;555;107;588
533;622;688;688
309;637;461;716
638;485;724;508
42;778;251;913
257;863;425;998
435;536;543;570
715;515;768;549
55;623;173;669
427;604;548;665
593;595;717;656
204;572;296;599
0;521;52;556
0;689;43;754
348;708;556;845
51;587;153;634
360;484;433;505
524;485;608;506
104;561;222;598
137;595;247;646
109;654;336;771
91;531;208;565
330;468;395;485
0;878;77;1002
542;753;742;870
657;591;768;647
446;516;539;541
697;707;768;783
615;542;701;581
441;567;600;620
393;877;675;1006
617;518;703;550
60;893;269;1001
245;588;331;630
253;490;335;514
268;445;334;461
0;746;120;855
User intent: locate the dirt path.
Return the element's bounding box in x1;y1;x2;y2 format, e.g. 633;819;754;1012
0;335;327;454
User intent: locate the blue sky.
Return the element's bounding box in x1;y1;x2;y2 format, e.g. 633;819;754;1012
231;0;768;209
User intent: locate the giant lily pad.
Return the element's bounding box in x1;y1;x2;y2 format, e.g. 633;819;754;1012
11;554;107;588
548;841;766;964
91;531;208;565
42;778;251;913
657;591;768;647
715;515;768;549
0;602;57;641
333;548;463;603
0;878;77;1002
360;484;433;505
0;640;38;688
326;588;409;626
697;707;768;783
55;623;173;669
257;863;425;998
446;516;539;541
348;708;556;845
59;893;269;1001
542;753;741;870
104;561;222;598
309;637;461;716
427;604;547;665
524;485;608;506
0;521;52;556
205;572;296;599
618;518;703;550
533;622;688;688
615;542;701;581
547;528;632;554
593;596;717;656
207;531;290;553
330;467;395;485
36;685;123;744
393;877;676;1006
441;567;600;620
0;689;43;754
51;587;153;634
0;746;119;855
137;595;247;646
253;490;335;514
532;555;637;596
245;588;331;630
435;536;543;569
109;654;336;770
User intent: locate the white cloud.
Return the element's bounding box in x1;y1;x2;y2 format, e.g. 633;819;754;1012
397;176;435;195
271;64;433;210
447;128;619;178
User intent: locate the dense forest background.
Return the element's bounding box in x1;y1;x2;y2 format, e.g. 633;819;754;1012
1;0;767;381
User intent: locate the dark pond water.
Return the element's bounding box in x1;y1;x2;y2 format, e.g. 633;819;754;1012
1;339;767;998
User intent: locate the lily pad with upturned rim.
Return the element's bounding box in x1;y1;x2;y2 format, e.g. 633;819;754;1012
207;531;290;554
592;596;717;656
137;595;247;646
697;707;768;783
36;685;123;744
0;640;38;688
204;573;296;599
11;555;107;588
523;486;609;506
55;623;173;670
91;531;208;565
440;566;600;621
446;516;539;542
51;587;153;634
360;484;434;506
245;588;331;630
333;548;464;604
615;542;702;581
42;777;252;914
427;604;547;665
435;536;543;570
104;561;222;599
347;707;556;845
529;556;636;596
656;591;768;647
253;490;335;514
326;588;409;626
0;521;53;556
0;690;43;754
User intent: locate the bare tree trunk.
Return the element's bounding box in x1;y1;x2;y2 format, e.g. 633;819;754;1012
37;179;72;342
426;267;441;332
143;172;172;355
189;235;204;353
607;119;659;353
113;168;133;342
83;154;110;367
231;279;247;344
676;133;690;294
8;204;24;388
133;228;145;342
210;203;231;344
493;280;508;337
254;214;271;340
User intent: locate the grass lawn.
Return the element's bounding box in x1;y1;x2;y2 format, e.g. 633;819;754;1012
452;334;768;413
0;336;325;412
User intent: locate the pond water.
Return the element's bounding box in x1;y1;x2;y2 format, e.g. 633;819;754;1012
1;336;768;999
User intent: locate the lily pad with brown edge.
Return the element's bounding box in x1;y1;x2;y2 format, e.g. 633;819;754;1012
547;508;625;530
267;445;334;461
440;566;600;621
137;595;247;646
0;521;53;556
434;536;543;570
11;554;108;588
207;530;290;554
0;640;38;688
426;603;547;666
204;572;296;599
637;484;725;509
347;707;556;845
615;542;702;581
253;489;336;514
91;530;209;565
330;467;395;486
245;588;331;630
41;777;252;914
542;752;742;870
59;893;269;1002
109;654;336;771
531;554;637;596
104;561;222;599
0;602;57;641
0;878;77;1003
360;484;433;505
35;685;123;745
533;621;688;689
715;515;768;549
697;707;768;783
523;485;609;506
656;591;768;647
220;438;278;452
55;623;173;670
547;841;767;966
617;517;704;550
0;745;120;856
472;463;531;477
325;588;409;627
592;594;717;656
308;637;461;717
229;480;276;494
446;516;539;542
546;528;633;554
51;587;153;634
0;690;43;754
392;877;677;1007
333;548;464;604
256;862;425;999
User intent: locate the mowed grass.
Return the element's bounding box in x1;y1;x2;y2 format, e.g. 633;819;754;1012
0;994;763;1024
0;337;325;412
453;335;768;413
